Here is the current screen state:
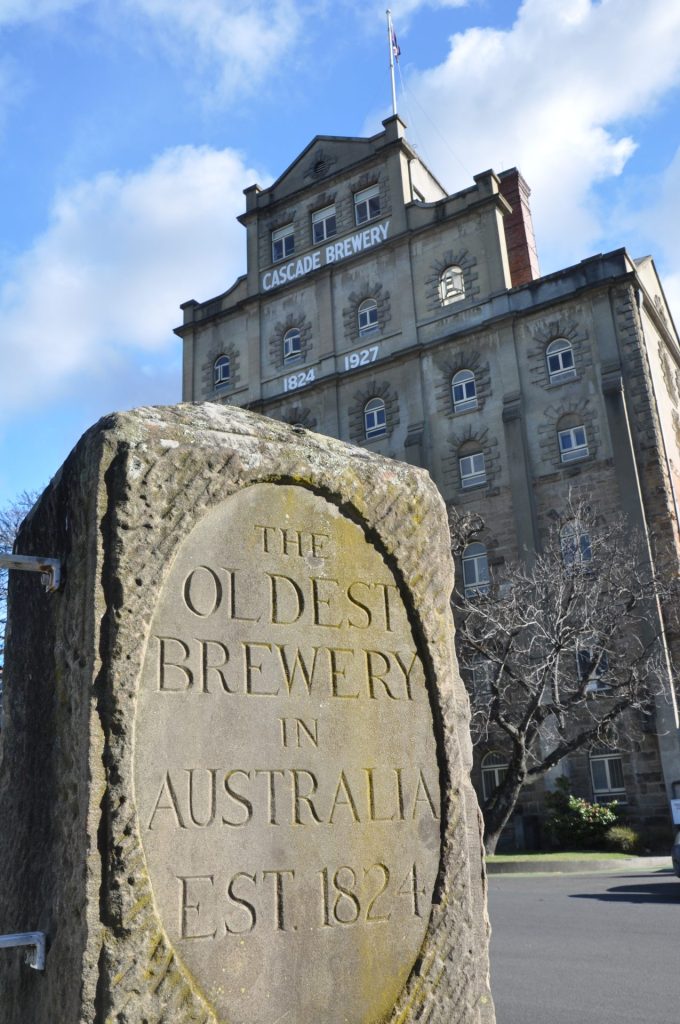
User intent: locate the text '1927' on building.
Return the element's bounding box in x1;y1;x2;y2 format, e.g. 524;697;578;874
176;115;680;848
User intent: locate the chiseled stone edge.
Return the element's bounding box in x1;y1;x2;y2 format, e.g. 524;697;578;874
1;402;494;1024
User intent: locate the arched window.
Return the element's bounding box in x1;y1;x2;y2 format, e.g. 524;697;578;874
459;450;486;489
452;369;477;412
462;542;490;597
558;423;588;462
481;751;508;802
213;355;230;389
590;749;626;803
364;397;386;439
560;521;592;568
546;338;576;384
439;265;465;305
358;298;379;336
283;328;302;364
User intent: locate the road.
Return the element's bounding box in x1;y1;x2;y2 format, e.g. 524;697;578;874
488;868;680;1024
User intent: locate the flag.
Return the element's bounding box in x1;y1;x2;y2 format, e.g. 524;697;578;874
391;28;401;61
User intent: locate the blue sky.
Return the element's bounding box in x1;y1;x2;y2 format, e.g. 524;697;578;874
1;0;680;507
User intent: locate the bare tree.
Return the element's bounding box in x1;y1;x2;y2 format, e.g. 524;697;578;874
450;497;673;855
0;490;39;667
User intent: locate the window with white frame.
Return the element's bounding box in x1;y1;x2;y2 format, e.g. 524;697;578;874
459;451;486;489
577;640;610;692
590;750;626;803
283;327;302;364
312;204;337;244
546;338;576;383
364;397;386;439
358;298;379;336
272;223;294;263
481;751;508;802
213;355;230;390
439;265;465;305
462;542;490;597
452;369;477;412
354;184;381;225
558;424;588;462
560;521;592;568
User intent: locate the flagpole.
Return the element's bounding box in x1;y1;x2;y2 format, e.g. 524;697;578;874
386;9;397;116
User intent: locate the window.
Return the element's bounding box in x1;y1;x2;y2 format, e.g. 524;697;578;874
470;658;494;701
546;338;576;384
354;184;381;225
462;542;490;597
560;521;592;568
283;328;302;364
439;265;465;305
213;355;230;390
364;397;386;439
558;424;588;462
312;204;336;244
452;369;477;412
459;451;486;489
590;751;626;803
481;752;508;802
272;223;294;263
358;299;379;336
577;641;610;692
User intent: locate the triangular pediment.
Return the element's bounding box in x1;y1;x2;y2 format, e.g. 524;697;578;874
263;132;388;204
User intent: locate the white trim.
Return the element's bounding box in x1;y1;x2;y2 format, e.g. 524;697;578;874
272;223;295;263
459;451;486;488
354;184;381;225
558;424;588;462
312;204;336;244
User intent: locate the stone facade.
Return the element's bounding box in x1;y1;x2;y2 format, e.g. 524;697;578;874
176;115;680;847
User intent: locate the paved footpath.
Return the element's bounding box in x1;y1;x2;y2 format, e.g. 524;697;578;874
488;868;680;1024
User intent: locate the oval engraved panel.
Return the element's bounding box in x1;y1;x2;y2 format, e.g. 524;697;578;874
134;483;441;1024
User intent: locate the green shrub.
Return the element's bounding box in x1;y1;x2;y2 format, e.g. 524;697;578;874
545;777;619;849
604;825;639;853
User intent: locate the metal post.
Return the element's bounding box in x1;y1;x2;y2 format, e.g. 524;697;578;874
0;931;46;970
0;553;61;592
386;9;398;117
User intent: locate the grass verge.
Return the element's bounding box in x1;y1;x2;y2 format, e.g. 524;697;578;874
487;851;635;863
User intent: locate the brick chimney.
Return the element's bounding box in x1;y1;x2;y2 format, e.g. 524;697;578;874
498;168;540;287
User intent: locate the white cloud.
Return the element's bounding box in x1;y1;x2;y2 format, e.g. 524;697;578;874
119;0;304;100
389;0;680;270
0;145;265;415
0;0;304;101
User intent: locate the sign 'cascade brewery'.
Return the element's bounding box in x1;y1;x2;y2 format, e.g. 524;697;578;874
261;220;391;292
134;483;441;1024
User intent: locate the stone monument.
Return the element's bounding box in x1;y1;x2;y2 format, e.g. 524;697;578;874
0;403;494;1023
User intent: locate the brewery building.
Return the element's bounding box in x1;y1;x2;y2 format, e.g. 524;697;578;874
175;115;680;847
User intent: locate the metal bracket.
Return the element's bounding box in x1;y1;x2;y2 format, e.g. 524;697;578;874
0;931;46;970
0;554;61;593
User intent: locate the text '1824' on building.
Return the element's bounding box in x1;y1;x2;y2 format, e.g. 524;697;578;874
176;114;680;850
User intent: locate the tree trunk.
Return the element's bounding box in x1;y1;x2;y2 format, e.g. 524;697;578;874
482;772;526;856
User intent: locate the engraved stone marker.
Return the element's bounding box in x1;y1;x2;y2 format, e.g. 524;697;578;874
0;404;494;1024
135;483;440;1024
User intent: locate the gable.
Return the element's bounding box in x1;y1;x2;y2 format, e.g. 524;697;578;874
263;134;387;205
